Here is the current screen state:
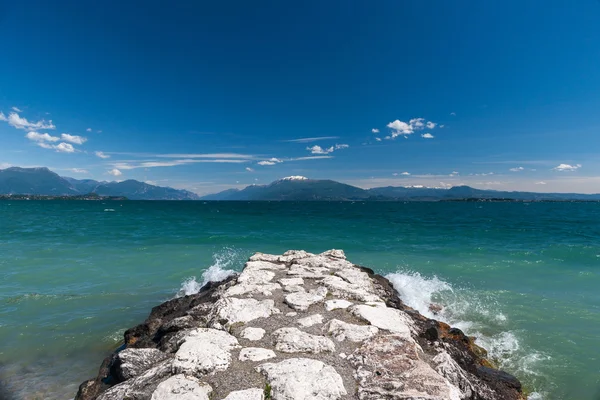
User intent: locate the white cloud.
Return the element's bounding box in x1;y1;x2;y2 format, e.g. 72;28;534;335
154;153;255;159
86;128;92;132
409;118;425;129
283;136;340;143
70;168;88;174
26;131;60;142
553;163;581;172
426;121;437;129
387;120;413;137
11;107;22;112
375;137;382;142
245;167;254;172
292;156;333;161
450;171;459;176
421;133;434;139
439;124;445;128
535;181;547;185
392;173;398;176
509;167;525;172
55;143;75;153
307;144;349;154
95;151;110;159
258;158;283;166
0;112;6;121
5;112;55;130
108;169;122;176
450;112;456;116
61;133;87;145
371;128;379;133
401;172;411;175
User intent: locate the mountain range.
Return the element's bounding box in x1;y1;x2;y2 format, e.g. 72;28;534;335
2;168;599;201
201;176;600;202
0;167;200;200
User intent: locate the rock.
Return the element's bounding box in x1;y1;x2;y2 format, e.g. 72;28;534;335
239;347;277;362
350;304;413;338
151;374;212;400
320;275;381;302
476;366;523;392
297;314;324;327
284;287;328;311
429;303;443;314
272;327;335;354
209;297;281;329
287;263;330;279
225;269;281;297
324;299;353;311
349;334;463;400
283;284;306;293
97;359;173;400
320;249;346;259
112;348;171;381
279;277;304;286
223;388;265;400
257;358;347;400
323;319;379;342
240;327;266;341
173;328;240;376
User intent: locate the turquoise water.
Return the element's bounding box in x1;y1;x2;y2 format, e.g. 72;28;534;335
0;201;599;400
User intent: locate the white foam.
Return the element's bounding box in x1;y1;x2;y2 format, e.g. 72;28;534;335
176;248;239;297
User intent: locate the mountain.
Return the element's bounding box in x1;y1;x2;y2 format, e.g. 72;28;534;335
0;167;200;200
201;177;600;202
202;176;371;201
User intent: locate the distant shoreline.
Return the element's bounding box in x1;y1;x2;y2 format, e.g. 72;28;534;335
0;194;127;201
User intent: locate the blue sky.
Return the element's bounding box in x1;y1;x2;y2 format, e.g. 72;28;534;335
1;1;600;195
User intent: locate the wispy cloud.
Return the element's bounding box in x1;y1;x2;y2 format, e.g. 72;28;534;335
291;156;334;161
450;112;456;116
426;121;437;129
2;112;56;131
95;151;110;159
371;128;379;134
114;159;249;170
154;153;256;159
70;168;88;174
535;181;547;185
257;158;284;166
421;133;434;139
509;166;524;172
553;163;581;172
245;167;254;172
282;136;340;143
11;107;22;112
107;169;122;176
86;128;92;132
307;144;349;155
61;133;87;145
37;142;76;153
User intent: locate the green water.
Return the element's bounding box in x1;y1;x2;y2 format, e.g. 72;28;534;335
0;201;599;399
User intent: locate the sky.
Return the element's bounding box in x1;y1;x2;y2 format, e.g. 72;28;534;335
1;1;600;195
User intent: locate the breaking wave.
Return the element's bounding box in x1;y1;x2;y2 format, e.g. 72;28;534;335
176;248;241;297
386;270;546;399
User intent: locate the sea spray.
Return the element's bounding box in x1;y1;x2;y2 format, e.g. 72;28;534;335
386;270;548;399
176;247;241;297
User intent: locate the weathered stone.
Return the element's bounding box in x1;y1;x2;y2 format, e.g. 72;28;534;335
112;348;171;381
151;374;212;400
283;284;306;293
239;347;277;362
272;327;335;354
284;287;328;311
320;249;346;259
257;358;347;400
320;275;382;303
173;328;240;376
97;359;173;400
323;319;378;342
324;299;353;311
279;277;304;286
240;327;266;341
209;297;280;329
223;388;265;400
225;269;281;297
350;304;413;338
297;314;324;327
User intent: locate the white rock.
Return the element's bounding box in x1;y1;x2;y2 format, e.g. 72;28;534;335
114;348;170;380
297;314;324;328
320;275;381;303
272;327;335;354
324;299;353;311
240;327;266;341
284;286;328;311
225;269;281;297
320;249;346;259
98;360;173;400
350;304;413;338
283;285;306;293
248;253;282;263
151;374;212;400
323;319;379;342
278;250;314;263
257;358;347;400
294;254;354;270
339;353;347;359
209;297;281;329
173;328;240;376
239;347;277;362
287;263;329;279
223;388;265;400
286;312;298;317
279;277;304;286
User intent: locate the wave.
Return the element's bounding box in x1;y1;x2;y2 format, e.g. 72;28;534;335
385;270;546;399
176;247;240;297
